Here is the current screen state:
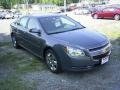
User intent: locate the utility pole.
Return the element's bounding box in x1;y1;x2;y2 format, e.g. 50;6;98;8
79;0;81;3
64;0;67;13
26;0;29;14
11;2;12;9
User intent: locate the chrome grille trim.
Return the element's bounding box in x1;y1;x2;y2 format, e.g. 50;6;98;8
89;43;111;57
89;43;108;51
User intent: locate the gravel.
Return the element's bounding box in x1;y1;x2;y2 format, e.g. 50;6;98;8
20;59;120;90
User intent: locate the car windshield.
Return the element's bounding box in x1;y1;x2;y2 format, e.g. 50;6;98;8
39;15;85;34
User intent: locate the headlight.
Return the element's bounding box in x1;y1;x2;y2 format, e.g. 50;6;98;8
64;46;85;57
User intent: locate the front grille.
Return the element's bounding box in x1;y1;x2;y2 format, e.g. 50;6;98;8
93;51;109;59
89;43;111;57
89;43;108;51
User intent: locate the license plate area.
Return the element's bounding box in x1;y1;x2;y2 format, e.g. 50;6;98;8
101;56;109;64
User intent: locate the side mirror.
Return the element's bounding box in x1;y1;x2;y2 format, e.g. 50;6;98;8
29;28;41;35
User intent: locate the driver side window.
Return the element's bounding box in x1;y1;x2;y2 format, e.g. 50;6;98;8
19;17;29;28
27;18;40;30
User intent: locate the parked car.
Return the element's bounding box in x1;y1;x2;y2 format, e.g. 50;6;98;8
10;14;111;73
4;12;14;19
74;8;91;15
92;7;120;20
58;8;71;13
0;12;3;19
0;11;6;19
13;12;22;18
0;11;14;19
108;4;120;8
88;7;97;13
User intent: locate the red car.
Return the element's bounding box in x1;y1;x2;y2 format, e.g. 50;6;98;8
92;7;120;20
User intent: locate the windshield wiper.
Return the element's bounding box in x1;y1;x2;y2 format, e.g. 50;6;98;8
71;27;85;31
48;30;69;34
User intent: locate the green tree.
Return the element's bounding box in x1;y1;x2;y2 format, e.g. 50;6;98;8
1;0;96;9
0;0;11;9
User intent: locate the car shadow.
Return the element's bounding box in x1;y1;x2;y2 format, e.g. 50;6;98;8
96;18;119;21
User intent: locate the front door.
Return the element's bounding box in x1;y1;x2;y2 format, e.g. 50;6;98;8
102;8;115;18
25;18;45;57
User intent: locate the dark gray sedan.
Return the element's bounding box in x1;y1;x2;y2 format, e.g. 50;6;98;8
10;14;111;73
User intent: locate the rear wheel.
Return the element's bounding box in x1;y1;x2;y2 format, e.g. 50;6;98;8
11;35;20;49
93;14;98;19
114;14;120;20
45;49;62;73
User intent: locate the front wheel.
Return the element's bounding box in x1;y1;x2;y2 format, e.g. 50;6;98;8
11;35;20;49
114;14;120;20
93;14;98;19
45;49;62;73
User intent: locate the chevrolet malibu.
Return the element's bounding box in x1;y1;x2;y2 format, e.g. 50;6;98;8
10;14;111;73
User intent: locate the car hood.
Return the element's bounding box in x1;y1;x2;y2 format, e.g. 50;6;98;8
51;28;108;49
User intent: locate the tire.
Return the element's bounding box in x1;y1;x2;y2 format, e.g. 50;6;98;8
114;14;120;20
45;49;62;73
93;14;98;19
11;35;20;49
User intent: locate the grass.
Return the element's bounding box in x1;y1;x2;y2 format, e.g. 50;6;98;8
0;42;46;90
0;76;37;90
16;58;46;74
96;25;120;40
0;42;11;47
0;44;46;73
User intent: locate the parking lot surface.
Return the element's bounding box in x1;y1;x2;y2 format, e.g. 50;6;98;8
0;15;120;90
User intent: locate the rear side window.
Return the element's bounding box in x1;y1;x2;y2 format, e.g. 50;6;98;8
19;17;29;28
103;8;115;12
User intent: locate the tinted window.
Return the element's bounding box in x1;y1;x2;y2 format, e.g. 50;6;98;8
103;8;115;12
27;18;40;30
19;17;29;28
39;15;84;34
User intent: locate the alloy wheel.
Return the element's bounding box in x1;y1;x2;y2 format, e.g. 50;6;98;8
94;14;98;19
46;52;58;72
114;14;120;20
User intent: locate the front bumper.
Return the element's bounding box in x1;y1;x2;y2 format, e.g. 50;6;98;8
68;51;111;71
62;52;111;71
55;43;111;71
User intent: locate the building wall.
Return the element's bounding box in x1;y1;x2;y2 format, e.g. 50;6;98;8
109;0;120;4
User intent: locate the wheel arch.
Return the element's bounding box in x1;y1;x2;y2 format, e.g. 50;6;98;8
11;32;15;37
114;14;120;20
43;46;55;59
43;46;62;73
